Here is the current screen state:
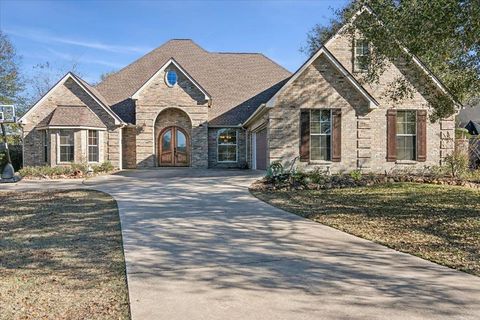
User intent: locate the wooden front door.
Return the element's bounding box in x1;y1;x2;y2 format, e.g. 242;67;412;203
158;126;189;166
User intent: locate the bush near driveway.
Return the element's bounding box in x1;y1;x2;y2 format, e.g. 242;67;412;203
0;190;130;320
251;183;480;276
19;161;115;179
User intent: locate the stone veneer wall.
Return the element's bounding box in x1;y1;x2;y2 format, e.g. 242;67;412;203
22;77;121;168
134;64;209;168
122;126;137;169
325;29;454;171
207;127;247;168
262;29;455;173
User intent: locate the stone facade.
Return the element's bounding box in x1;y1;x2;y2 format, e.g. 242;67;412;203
247;29;455;173
131;65;209;168
22;77;122;168
21;33;455;173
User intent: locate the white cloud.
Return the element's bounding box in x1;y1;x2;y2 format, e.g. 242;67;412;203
5;27;151;54
46;48;123;68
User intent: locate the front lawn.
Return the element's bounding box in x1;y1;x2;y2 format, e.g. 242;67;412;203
251;183;480;276
0;190;130;320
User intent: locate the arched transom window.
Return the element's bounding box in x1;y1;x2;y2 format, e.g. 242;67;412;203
217;128;237;162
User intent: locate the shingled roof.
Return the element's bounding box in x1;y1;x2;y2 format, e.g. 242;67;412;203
95;39;291;125
38;106;106;129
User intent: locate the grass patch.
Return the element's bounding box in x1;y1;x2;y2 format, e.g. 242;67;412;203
0;190;130;320
251;183;480;276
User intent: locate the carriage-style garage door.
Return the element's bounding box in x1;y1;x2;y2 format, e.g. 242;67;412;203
255;128;267;170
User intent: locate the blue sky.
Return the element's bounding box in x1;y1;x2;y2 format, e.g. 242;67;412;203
1;0;348;85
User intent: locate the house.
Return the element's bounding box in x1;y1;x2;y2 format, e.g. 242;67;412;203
458;103;480;135
19;6;458;173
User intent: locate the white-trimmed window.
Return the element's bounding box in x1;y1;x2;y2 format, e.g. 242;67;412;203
354;39;370;72
59;130;74;163
396;111;416;160
217;128;237;162
88;130;99;162
43;130;48;163
310;110;332;161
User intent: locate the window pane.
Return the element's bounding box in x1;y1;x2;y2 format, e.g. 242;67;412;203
162;130;172;150
406;122;416;134
310;121;320;134
397;136;416;160
218;129;237;144
311;135;321;149
320;120;331;134
218;145;236;162
405;136;416;160
311;147;321;161
406;111;416;122
88;130;98;145
218;129;237;162
311;110;320;121
176;129;186;152
309;110;331;161
88;146;98;162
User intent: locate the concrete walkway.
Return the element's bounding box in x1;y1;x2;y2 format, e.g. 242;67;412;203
3;169;480;319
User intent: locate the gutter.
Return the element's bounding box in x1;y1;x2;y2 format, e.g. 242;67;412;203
242;103;267;129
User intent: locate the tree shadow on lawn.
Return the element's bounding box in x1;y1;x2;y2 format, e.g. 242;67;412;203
0;190;126;289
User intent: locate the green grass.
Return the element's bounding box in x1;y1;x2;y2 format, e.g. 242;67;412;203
0;190;130;320
251;183;480;276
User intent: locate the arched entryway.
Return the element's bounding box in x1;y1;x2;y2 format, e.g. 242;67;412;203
155;108;192;167
158;126;189;166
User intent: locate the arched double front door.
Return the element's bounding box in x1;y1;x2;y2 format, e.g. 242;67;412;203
158;126;189;166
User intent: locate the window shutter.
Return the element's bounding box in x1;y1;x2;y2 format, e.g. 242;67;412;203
299;110;310;162
386;109;397;162
416;110;427;162
332;109;342;162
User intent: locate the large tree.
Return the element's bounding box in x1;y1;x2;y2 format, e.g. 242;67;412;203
0;30;23;106
302;0;480;121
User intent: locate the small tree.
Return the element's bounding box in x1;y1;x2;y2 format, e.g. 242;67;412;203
444;150;469;178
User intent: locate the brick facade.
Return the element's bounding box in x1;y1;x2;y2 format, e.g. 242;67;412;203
132;65;209;168
247;29;455;173
21;34;455;173
22;77;122;168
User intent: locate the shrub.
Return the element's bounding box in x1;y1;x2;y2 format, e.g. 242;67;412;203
349;169;362;181
92;161;114;173
19;161;115;178
444;150;469;178
308;168;329;184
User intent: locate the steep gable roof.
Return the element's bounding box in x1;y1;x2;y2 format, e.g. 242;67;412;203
37;106;107;129
265;46;379;109
19;72;125;125
95;39;292;125
324;5;461;107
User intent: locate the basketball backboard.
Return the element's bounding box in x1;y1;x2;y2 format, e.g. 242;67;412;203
0;105;16;123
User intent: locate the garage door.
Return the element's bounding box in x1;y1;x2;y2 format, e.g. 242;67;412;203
255;128;267;170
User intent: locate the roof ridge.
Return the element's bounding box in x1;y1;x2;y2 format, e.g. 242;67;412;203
95;39;206;88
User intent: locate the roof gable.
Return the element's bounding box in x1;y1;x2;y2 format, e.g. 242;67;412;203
131;58;211;101
265;46;379;109
95;39;291;125
37;106;107;130
324;5;461;107
19;72;124;125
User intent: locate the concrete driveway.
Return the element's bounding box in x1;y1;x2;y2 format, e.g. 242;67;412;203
5;169;480;319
